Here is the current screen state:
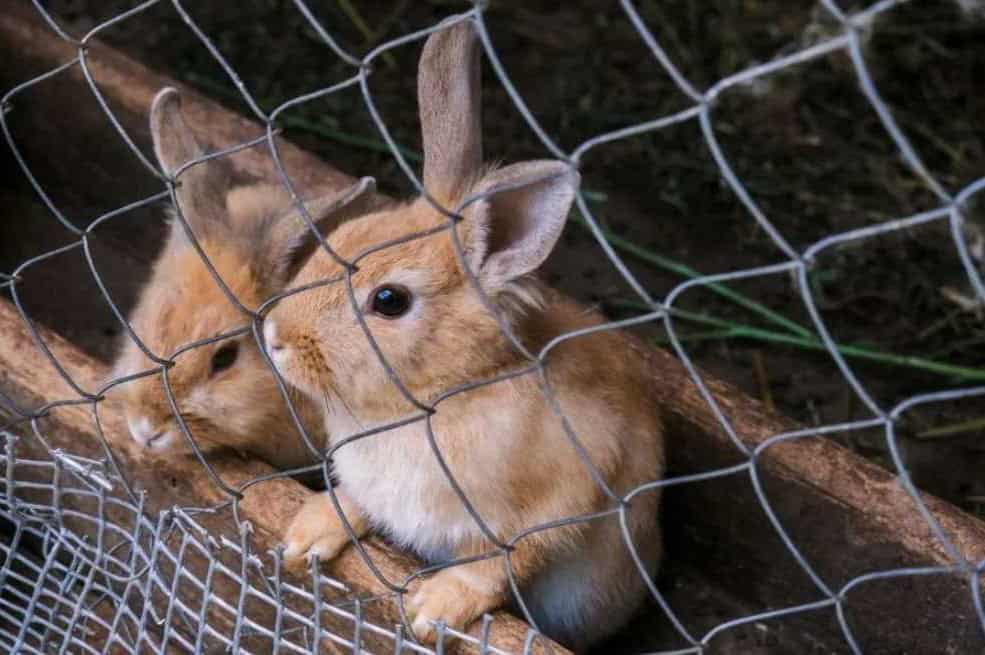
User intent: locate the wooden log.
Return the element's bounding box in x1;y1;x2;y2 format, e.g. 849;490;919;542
633;338;985;651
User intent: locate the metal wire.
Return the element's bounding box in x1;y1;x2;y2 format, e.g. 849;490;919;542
1;0;983;653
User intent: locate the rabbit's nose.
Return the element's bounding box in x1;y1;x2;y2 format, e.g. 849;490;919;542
127;416;173;449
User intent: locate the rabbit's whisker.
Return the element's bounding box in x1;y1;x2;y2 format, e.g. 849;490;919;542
322;381;363;434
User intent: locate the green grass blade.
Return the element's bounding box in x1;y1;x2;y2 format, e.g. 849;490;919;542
573;211;813;339
613;300;985;383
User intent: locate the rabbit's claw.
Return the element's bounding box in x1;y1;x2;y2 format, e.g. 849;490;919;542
282;492;352;567
406;574;495;645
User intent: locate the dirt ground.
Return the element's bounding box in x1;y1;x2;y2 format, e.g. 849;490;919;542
18;0;985;651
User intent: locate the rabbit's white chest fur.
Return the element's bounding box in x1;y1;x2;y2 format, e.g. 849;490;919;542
326;400;511;562
316;381;661;650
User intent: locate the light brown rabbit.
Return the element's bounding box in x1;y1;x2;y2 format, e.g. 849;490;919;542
110;88;372;470
265;21;665;652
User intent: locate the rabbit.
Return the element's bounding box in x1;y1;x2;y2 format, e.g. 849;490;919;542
263;19;665;652
109;87;375;471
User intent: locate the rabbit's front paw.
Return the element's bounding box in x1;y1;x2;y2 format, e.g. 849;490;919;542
406;574;498;645
282;492;355;567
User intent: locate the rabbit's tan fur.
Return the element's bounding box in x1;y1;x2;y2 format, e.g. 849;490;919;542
109;89;351;469
265;20;665;651
111;228;322;468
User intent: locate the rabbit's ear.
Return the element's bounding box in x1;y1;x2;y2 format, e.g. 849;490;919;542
150;88;232;241
268;177;378;286
418;19;482;204
462;161;579;288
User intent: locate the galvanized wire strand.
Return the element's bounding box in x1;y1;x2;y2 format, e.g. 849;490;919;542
168;0;267;123
0;58;85;234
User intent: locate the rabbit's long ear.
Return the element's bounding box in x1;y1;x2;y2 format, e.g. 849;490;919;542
150;88;232;242
418;19;482;204
264;177;378;287
462;161;579;289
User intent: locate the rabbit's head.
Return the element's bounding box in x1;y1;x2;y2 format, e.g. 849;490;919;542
264;21;579;421
111;89;369;459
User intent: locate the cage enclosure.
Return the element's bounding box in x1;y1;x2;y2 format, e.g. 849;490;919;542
1;2;984;654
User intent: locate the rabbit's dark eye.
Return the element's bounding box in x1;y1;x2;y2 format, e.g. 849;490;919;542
369;284;412;318
211;342;239;375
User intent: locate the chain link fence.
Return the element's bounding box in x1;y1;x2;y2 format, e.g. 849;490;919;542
1;0;984;653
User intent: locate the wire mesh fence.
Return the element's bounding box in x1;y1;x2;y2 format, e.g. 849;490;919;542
0;430;443;654
1;0;985;653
